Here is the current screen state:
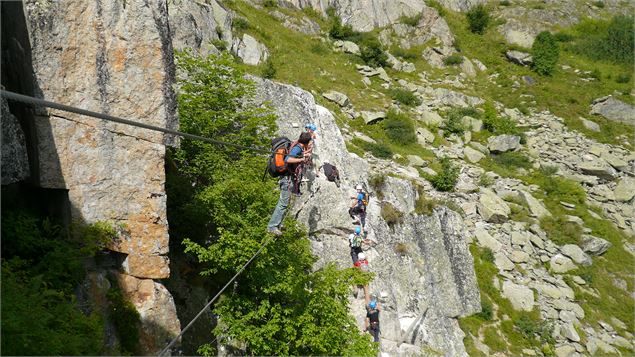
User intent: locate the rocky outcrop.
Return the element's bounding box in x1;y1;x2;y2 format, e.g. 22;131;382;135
251;77;481;356
231;34;269;65
1;97;29;185
169;0;233;55
488;134;521;153
378;8;453;49
22;0;180;352
436;0;486;12
590;96;635;126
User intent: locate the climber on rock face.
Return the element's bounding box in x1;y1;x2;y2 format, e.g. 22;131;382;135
348;226;368;264
301;123;318;182
267;132;313;236
349;184;368;229
365;298;381;343
354;252;369;271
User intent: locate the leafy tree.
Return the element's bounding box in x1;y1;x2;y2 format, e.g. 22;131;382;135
170;51;377;356
466;5;490;34
532;31;559;76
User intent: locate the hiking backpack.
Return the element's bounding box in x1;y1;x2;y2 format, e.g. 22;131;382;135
322;163;340;182
265;137;298;178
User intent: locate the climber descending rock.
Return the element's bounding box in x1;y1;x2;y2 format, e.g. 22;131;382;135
365;294;381;343
349;184;369;229
348;226;369;264
301;123;318;182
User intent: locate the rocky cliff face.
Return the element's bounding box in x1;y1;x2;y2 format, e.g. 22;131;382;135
17;0;180;352
251;77;481;356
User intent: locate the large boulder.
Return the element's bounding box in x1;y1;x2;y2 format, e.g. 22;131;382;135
550;254;577;273
502;280;534;311
322;90;350;107
478;189;511;223
231;33;269;65
518;190;551;218
590;96;635;126
580;235;612;256
361;111;386;124
464;146;485;163
474;226;501;251
416;127;435;145
487;134;521;153
560;244;592;266
614;177;635;202
435;0;487;12
251;77;480;355
341;40;360;55
505;50;533;66
578;159;618;181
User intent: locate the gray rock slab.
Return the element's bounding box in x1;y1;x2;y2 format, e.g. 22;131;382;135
561;244;592;266
581;235;611;256
614;177;635;202
590;96;635;126
550;254;577;273
322;90;350;107
488;134;521;153
361;111;386;124
502;280;535;311
478;189;511;223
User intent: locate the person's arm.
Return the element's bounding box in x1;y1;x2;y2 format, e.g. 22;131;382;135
364;315;370;331
286;156;305;164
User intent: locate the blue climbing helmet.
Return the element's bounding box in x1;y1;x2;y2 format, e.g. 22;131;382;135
305;123;317;132
369;300;377;309
355;226;361;235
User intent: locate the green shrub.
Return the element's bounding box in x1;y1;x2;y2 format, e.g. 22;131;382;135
466;5;490;34
492;152;532;169
392;47;418;60
360;141;393;158
443;54;464;66
212;39;227;51
359;36;388;67
590;68;601;80
571;15;634;64
390;88;421;106
554;32;574;42
415;194;440;215
478;299;493;320
383;110;417;144
481;247;495;263
107;287;141;354
329;16;363;42
499;0;511;6
400;13;422;27
532;31;559;76
394;242;409;255
261;58;277;79
263;0;278;8
426;0;447;17
369;174;386;196
482;101;522;135
442;107;470;136
593;1;605;8
429;157;459;192
232;17;250;31
540;215;583;246
514;313;538;339
479;174;494;187
310;42;329;55
616;73;631;83
381;202;403;226
325;6;337;18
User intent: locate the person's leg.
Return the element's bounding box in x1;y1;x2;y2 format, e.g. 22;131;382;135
268;177;291;230
350;246;359;264
371;326;380;342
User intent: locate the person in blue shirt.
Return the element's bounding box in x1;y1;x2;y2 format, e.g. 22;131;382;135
267;131;312;236
349;184;368;229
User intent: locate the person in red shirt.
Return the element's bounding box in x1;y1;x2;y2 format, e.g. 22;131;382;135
354;252;369;271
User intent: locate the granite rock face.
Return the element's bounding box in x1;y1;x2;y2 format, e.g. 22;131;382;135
169;0;233;55
23;0;180;352
1;97;29;185
252;77;481;356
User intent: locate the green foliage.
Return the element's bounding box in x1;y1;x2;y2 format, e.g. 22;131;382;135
415;194;440;215
532;31;559;76
392;47;419;60
425;0;447;16
212;39;228;52
107;287;141;355
0;211;111;355
394;242;409;255
328;15;363;43
499;0;511;6
531;167;586;204
479;174;494;187
429;157;459;192
514;313;537;338
356;139;393;159
359;36;388;67
492;152;532;170
482;101;522;136
369;174;386;199
400;13;422;27
383;110;416;144
478;299;493;320
263;0;278;8
443;54;464;66
171;51;376;356
569;15;634;64
261;57;277;78
381;202;403;227
615;73;630;83
232;17;251;31
540;215;583;246
466;5;490;34
593;1;605;8
481;247;495;263
390;88;421;107
310;41;329;55
442;107;472;136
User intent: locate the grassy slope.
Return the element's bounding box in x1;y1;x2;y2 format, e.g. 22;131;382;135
225;0;634;353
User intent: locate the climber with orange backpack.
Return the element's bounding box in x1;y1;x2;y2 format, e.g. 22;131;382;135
349;184;369;229
266;131;313;236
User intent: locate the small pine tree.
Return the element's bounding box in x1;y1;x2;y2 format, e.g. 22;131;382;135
532;31;559;76
359;36;388;67
466;5;490;34
261;58;276;79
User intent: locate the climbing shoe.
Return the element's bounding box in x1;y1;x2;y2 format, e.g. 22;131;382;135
268;227;283;236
